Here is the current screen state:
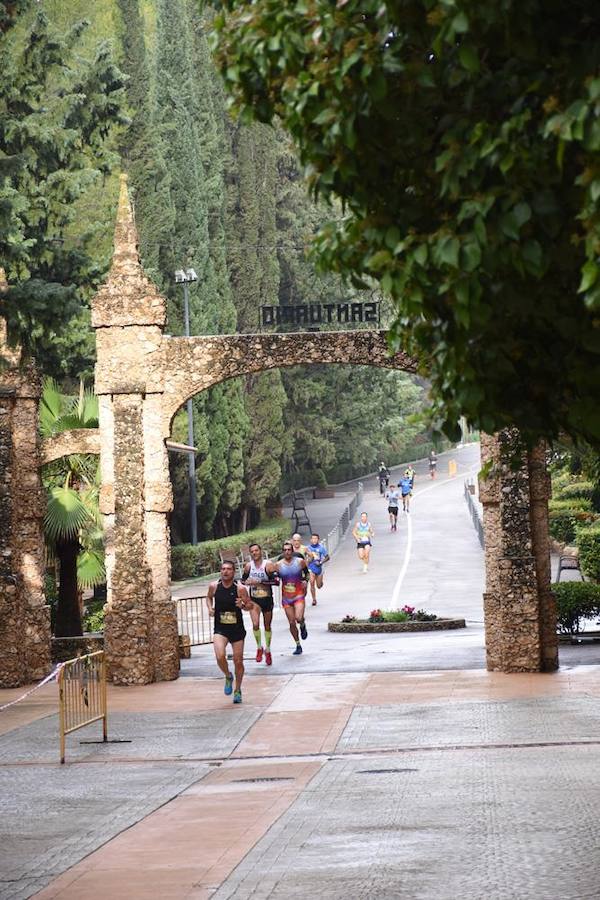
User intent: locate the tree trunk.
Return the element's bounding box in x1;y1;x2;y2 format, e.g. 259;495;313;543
239;505;248;534
54;538;83;637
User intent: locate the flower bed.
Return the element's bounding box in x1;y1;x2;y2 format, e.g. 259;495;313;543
329;606;466;633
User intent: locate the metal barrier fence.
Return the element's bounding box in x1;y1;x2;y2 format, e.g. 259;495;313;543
58;651;107;764
175;595;213;646
464;477;484;548
325;481;364;557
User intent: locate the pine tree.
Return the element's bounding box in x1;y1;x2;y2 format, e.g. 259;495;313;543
0;7;126;372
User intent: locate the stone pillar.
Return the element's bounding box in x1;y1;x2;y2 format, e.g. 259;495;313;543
143;394;179;682
93;175;179;684
480;429;557;673
0;300;51;686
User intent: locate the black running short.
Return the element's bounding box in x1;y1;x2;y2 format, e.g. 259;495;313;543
252;595;274;613
213;624;246;644
388;506;399;514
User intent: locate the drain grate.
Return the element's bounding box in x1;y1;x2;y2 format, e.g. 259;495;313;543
358;768;418;775
233;776;294;784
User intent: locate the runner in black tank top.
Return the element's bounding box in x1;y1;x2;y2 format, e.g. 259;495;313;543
206;561;253;703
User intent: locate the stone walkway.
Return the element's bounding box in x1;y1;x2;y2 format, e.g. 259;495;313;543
2;443;600;898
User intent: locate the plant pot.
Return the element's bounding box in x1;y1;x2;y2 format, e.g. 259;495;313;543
328;618;466;633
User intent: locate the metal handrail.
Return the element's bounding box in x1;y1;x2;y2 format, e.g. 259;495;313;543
464;477;484;548
324;482;363;557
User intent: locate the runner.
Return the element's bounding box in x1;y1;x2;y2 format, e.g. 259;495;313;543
306;532;330;606
429;449;437;479
290;532;310;591
378;461;390;495
241;543;277;666
272;541;309;655
352;511;374;573
385;483;401;531
205;560;254;704
399;472;412;513
406;464;415;490
291;532;308;559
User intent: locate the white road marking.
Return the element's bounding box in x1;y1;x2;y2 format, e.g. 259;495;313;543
387;464;480;611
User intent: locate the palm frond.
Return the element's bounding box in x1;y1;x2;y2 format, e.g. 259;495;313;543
44;486;91;543
39;378;65;436
68;381;99;428
77;548;105;590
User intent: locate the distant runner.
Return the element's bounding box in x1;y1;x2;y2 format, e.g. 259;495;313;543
378;462;390;495
429;449;437;479
241;543;277;666
352;511;374;573
405;464;415;489
206;561;254;704
306;532;330;606
385;484;401;531
272;542;309;655
399;473;412;513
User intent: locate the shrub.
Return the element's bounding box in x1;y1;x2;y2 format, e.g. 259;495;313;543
577;526;600;582
548;498;592;513
553;581;600;634
171;518;292;581
554;480;595;503
414;609;438;622
384;610;410;622
549;508;600;544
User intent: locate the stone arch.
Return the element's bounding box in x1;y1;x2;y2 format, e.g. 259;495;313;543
88;175;556;686
160;333;418;437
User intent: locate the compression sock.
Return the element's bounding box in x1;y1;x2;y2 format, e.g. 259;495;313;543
265;630;272;650
253;628;262;648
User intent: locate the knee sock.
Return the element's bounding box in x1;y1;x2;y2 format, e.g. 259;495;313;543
253;628;262;648
265;630;272;650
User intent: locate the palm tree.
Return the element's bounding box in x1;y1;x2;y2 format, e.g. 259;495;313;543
40;379;105;637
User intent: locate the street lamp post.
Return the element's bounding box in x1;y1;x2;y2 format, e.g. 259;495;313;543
174;268;198;545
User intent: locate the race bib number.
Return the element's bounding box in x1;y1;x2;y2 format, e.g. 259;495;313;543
253;585;268;598
283;583;297;596
219;611;237;625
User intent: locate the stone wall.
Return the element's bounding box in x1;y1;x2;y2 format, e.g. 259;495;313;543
0;306;51;686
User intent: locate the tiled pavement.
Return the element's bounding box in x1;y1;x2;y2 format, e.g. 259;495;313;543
3;445;600;898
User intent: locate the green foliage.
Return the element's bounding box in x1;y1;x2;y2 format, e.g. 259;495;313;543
577;527;600;582
171;518;291;580
552;582;600;634
554;481;595;503
0;8;126;371
213;0;600;447
83;600;105;633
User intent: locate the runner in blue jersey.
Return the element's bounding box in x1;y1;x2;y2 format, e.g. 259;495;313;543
399;474;412;513
306;532;330;606
352;511;374;573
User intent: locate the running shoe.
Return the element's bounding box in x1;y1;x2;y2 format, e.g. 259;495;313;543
224;673;233;696
255;647;263;663
233;690;242;704
363;563;368;573
265;651;272;666
293;644;303;655
312;599;317;606
300;621;308;640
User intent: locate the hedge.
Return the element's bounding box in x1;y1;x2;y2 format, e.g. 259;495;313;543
553;581;600;634
554;480;595;503
171;518;292;581
577;526;600;583
548;509;599;544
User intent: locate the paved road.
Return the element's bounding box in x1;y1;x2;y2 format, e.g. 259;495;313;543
182;444;487;676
